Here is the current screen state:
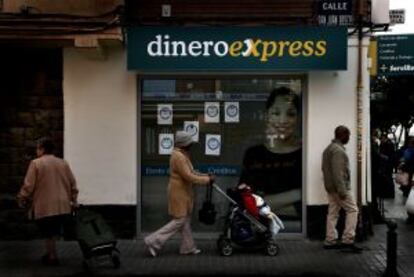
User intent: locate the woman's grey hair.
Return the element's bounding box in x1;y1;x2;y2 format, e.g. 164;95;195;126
37;137;55;154
175;131;194;148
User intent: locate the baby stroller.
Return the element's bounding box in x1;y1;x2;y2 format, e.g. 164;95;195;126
212;183;280;256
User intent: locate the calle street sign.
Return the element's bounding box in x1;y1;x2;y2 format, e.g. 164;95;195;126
317;0;353;26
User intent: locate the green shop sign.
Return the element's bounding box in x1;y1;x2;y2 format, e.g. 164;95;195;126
377;35;414;76
127;27;347;71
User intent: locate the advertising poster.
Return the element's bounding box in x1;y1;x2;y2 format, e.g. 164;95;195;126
157;104;173;125
205;134;221;156
224;102;240;123
204;102;220;123
158;133;174;155
184;121;200;142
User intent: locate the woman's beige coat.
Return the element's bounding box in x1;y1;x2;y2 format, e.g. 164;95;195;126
17;155;78;220
168;148;210;218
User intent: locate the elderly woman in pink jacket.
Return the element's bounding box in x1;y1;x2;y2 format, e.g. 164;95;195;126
144;131;215;257
17;137;78;266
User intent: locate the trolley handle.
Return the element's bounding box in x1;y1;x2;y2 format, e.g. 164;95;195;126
212;183;238;205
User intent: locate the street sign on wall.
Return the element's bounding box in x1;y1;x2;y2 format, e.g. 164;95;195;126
317;0;353;26
377;35;414;76
127;26;348;71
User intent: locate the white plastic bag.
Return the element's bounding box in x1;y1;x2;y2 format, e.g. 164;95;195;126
405;188;414;214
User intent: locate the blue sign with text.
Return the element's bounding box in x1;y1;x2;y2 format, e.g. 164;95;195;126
127;26;347;71
142;165;240;176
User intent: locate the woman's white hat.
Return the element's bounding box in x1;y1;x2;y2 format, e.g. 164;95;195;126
175;131;194;147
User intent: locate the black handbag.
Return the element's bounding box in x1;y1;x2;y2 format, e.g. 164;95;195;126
198;184;216;225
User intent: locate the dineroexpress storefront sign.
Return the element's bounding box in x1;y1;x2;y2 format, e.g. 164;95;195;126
127;27;347;71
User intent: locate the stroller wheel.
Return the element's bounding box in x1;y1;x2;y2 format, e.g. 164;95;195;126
266;242;279;256
216;235;224;248
111;252;121;269
218;238;233;256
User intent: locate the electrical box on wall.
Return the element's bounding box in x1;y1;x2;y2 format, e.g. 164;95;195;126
371;0;390;25
162;4;171;17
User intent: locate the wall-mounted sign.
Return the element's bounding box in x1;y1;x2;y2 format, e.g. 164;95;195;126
317;0;353;26
127;26;347;71
184;121;199;142
389;9;405;25
157;104;173;125
159;133;174;155
204;102;220;123
205;134;221;156
377;35;414;76
224;102;240;123
142;165;240;176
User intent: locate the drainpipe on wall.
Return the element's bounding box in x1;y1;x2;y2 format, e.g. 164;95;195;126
356;0;365;239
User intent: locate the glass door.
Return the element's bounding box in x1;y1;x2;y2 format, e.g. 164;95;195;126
140;77;304;233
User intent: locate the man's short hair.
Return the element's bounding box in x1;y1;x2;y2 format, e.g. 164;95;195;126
334;125;350;139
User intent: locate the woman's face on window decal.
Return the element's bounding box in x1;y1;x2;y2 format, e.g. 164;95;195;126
266;95;298;141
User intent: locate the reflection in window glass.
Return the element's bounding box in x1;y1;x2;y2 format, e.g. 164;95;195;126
141;78;303;233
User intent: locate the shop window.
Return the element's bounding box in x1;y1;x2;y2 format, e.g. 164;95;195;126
141;77;304;233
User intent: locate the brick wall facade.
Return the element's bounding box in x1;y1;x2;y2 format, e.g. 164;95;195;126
0;48;63;239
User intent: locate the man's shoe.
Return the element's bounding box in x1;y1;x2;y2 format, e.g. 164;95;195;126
341;243;363;253
41;254;49;264
323;243;342;250
41;254;60;266
406;214;414;224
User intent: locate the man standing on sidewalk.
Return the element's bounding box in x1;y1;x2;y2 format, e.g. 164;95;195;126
322;126;362;252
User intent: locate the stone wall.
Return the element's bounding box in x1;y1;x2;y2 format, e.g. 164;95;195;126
0;48;63;239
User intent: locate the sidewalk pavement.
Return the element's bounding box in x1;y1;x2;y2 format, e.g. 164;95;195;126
1;186;412;277
0;219;413;277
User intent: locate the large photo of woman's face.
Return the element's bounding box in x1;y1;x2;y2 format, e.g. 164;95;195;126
239;86;302;232
265;91;301;153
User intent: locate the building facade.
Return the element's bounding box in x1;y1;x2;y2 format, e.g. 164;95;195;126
0;0;374;239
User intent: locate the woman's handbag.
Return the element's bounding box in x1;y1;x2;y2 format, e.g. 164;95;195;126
405;188;414;214
395;170;409;186
198;184;216;225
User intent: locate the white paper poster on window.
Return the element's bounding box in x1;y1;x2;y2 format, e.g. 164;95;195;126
204;102;220;123
159;133;174;155
224;102;240;123
205;134;221;156
184;121;199;142
157;104;173;125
